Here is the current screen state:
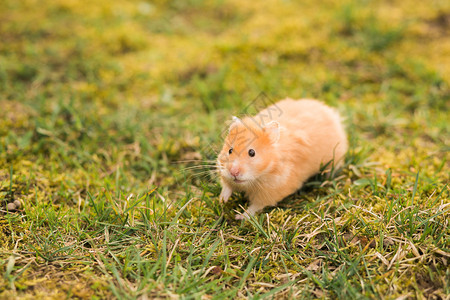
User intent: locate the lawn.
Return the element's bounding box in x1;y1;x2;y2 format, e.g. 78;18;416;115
0;0;449;298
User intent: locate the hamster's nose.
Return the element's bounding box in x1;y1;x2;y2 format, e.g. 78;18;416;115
229;166;240;177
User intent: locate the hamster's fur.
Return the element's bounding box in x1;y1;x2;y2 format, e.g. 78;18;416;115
217;98;348;219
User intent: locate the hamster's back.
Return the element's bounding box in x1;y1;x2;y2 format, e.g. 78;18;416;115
258;98;348;169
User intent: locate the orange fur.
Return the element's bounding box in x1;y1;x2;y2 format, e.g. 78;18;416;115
217;98;348;219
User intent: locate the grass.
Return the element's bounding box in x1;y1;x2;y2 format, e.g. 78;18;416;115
0;0;449;298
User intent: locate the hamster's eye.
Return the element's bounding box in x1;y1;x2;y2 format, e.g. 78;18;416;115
228;148;233;155
248;149;255;157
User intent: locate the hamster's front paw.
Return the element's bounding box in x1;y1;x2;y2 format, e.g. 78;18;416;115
235;203;264;220
235;213;249;220
219;185;232;203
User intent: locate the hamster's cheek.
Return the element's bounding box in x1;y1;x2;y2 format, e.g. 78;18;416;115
247;172;257;182
218;166;229;177
217;152;226;162
249;159;261;174
238;167;252;181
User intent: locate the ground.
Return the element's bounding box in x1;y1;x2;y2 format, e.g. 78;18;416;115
0;0;449;299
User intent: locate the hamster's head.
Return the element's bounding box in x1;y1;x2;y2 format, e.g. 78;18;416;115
217;117;280;187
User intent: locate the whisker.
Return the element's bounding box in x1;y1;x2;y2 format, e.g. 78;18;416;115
181;165;221;170
180;165;218;169
182;168;221;176
190;170;219;175
171;159;217;164
193;172;217;179
179;163;219;167
189;171;219;181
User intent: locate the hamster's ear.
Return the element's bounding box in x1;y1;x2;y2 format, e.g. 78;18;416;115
229;116;242;132
264;121;280;143
232;116;241;123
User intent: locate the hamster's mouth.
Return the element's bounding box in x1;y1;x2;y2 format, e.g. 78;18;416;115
233;179;246;184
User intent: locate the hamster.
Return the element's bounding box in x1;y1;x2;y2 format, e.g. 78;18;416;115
217;98;348;220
